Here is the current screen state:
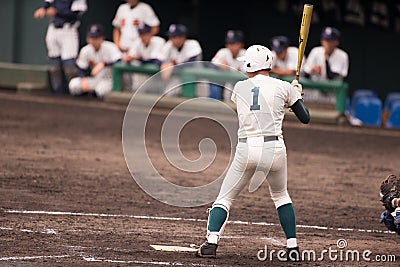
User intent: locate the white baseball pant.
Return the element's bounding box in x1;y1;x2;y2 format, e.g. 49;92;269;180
46;23;80;60
213;136;292;210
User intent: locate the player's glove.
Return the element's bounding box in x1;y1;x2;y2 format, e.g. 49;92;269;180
380;174;400;213
291;79;303;95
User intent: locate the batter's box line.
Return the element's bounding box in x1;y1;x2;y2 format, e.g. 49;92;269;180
0;254;218;267
1;209;394;235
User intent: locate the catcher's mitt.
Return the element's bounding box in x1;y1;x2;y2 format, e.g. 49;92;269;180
380;174;400;212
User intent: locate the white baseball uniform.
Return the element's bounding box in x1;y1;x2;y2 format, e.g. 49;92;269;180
112;2;160;50
271;46;301;72
157;39;202;64
303;46;349;80
211;48;246;100
213;74;302;212
212;48;246;71
44;0;87;60
127;36;165;61
69;41;122;97
127;36;165;91
157;39;203;96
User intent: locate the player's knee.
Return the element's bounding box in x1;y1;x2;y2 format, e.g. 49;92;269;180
271;190;292;209
94;82;112;98
68;78;81;95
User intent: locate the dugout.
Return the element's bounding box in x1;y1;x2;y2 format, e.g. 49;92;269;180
0;0;399;99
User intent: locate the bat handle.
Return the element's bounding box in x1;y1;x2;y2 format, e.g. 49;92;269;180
295;75;300;81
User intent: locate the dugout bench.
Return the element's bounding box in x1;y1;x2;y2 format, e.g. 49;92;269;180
112;62;349;114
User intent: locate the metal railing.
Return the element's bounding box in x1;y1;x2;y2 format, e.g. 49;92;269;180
112;62;349;114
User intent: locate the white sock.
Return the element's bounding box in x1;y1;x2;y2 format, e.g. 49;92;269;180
207;233;219;244
287;238;297;248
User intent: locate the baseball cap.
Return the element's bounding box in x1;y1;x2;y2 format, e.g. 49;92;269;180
237;45;274;73
87;24;104;38
225;30;244;44
270;36;289;53
167;24;187;37
321;27;341;40
138;23;152;34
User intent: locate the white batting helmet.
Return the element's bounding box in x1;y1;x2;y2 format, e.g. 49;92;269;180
238;45;274;73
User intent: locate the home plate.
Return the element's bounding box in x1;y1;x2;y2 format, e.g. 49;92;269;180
150;245;197;252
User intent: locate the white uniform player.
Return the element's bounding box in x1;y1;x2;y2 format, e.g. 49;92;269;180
34;0;87;94
303;27;349;81
270;36;302;77
157;24;202;96
125;26;165;63
211;30;246;101
112;0;160;51
212;47;245;71
196;45;310;260
123;23;165;91
69;25;122;98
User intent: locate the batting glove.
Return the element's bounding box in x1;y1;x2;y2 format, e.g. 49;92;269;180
291;79;303;95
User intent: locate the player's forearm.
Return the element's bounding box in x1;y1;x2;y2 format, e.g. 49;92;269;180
113;28;122;50
151;26;159;36
290;99;310;124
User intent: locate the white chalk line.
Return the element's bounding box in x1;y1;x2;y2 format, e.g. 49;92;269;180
0;226;58;235
2;209;393;235
0;254;216;266
0;255;69;261
81;256;217;266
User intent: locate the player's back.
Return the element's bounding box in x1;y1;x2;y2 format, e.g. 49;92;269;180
232;74;297;138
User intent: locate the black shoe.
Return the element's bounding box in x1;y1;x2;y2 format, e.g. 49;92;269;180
286;246;300;261
195;241;218;258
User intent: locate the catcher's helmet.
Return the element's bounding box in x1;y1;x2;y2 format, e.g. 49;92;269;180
238;45;273;73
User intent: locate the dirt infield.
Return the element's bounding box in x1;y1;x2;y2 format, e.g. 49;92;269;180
1;91;400;266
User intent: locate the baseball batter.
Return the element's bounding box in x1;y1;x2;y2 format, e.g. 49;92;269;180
196;45;310;260
34;0;87;94
69;24;122;98
112;0;160;52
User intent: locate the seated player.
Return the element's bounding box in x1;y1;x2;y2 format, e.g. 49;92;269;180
123;23;165;64
270;35;301;77
122;23;165;91
210;30;246;101
156;24;202;96
303;27;349;81
69;24;122;98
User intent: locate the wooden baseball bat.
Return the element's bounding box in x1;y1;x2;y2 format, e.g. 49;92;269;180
295;4;313;81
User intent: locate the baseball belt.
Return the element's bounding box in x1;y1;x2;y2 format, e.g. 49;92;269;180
238;136;278;143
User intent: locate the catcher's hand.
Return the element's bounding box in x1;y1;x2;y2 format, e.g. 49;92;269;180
380;174;400;213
